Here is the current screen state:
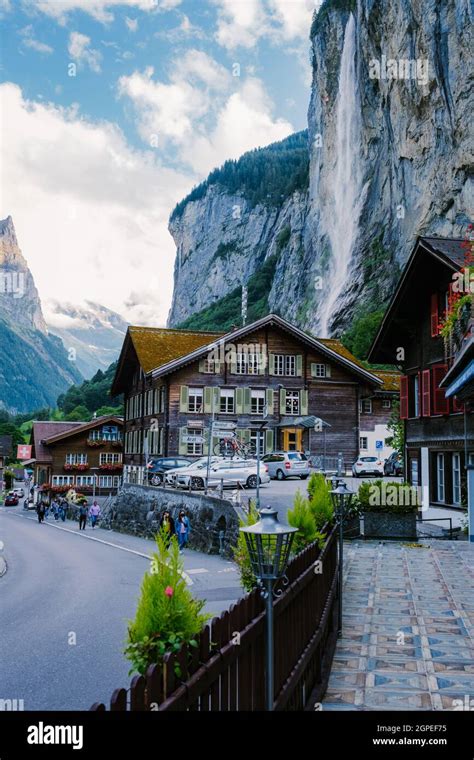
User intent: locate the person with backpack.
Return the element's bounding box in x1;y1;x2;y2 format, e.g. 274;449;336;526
36;502;45;524
78;502;88;530
176;510;190;551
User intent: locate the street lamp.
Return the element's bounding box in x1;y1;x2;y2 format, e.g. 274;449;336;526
240;507;297;711
330;482;355;636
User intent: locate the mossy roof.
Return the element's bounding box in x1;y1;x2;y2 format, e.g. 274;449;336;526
128;326;223;373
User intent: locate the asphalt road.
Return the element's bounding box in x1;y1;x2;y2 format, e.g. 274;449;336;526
0;505;242;711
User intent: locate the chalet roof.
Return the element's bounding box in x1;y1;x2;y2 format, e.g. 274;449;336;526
111;326;222;395
371;369;400;392
149;314;383;387
368;236;465;363
43;414;123;445
31;421;83;463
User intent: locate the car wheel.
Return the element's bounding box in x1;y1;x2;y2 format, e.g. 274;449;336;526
300;475;309;480
151;474;163;486
246;475;258;488
276;469;285;481
190;477;204;490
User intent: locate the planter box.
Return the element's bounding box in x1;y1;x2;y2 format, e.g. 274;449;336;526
362;511;417;539
343;516;361;538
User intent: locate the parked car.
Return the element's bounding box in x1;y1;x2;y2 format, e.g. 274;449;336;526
175;459;270;490
383;452;403;477
261;452;310;480
4;492;19;506
13;488;25;498
352;456;384;477
146;456;193;485
164;456;220;485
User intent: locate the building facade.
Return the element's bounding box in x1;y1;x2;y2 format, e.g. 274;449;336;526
112;314;398;484
369;236;472;510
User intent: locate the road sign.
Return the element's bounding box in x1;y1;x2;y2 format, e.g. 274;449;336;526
182;435;205;444
213;430;236;439
375;440;383;450
212;421;236;430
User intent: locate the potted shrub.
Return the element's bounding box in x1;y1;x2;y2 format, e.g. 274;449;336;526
358;480;418;539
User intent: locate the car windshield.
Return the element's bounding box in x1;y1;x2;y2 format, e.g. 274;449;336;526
288;452;307;460
360;457;378;462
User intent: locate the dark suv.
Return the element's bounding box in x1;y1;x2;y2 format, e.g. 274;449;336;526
146;457;192;485
384;452;403;477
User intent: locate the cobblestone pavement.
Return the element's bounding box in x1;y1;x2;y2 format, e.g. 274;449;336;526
324;540;474;711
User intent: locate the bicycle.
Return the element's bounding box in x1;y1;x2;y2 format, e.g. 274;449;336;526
213;436;256;459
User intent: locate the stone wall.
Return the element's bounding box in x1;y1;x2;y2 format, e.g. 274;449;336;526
98;483;240;558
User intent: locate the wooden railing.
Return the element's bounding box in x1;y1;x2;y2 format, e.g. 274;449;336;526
90;524;339;712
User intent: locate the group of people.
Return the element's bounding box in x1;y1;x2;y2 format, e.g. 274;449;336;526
78;501;101;530
35;498;101;529
159;509;190;550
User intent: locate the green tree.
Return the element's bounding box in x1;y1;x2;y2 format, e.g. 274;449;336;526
385;399;404;457
288;490;325;553
233;501;259;592
307;472;334;530
64;405;90;421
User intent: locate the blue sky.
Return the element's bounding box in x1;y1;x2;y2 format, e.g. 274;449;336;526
0;0;319;326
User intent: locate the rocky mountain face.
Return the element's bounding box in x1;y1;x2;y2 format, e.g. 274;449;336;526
0;216;82;413
46;300;128;379
168;0;473;337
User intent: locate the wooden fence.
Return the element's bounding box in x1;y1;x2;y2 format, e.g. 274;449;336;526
90;524;339;711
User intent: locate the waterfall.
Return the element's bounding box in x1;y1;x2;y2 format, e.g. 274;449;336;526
318;13;367;337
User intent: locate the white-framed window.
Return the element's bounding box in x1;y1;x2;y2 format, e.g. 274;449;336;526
202;358;216;373
186;427;203;456
452;453;461;505
236;352;260;375
188;387;203;413
312;363;326;378
99;453;122;465
285;355;296;376
273;354;285;375
414;375;420;417
250;430;265;455
251;389;265;414
382;399;391;409
285;390;300;415
359;437;368;450
359;399;372;414
437;453;445;502
99;475;121;488
65;453;88;465
90;429;101;441
76;475;95;486
101;425;120;441
220;388;235;414
52;475;75;486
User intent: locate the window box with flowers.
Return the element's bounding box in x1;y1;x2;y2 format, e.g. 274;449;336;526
439;291;473;360
87;438;106;448
63;463;90;472
99;463;124;471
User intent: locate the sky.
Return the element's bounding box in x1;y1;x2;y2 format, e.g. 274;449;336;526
0;0;320;328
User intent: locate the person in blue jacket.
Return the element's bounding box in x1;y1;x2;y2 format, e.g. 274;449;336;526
176;510;190;551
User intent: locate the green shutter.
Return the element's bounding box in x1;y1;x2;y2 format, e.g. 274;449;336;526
178;427;188;455
279;387;286;415
179;386;189;413
269;353;276;376
235;387;244;414
243;387;251;414
199;359;206;373
325;364;331;378
202;428;209;455
258;352;266;374
237;428;250;443
204;386;212;413
213;387;220;410
265;428;274;453
300;389;308;415
215;361;222;374
296;355;303;377
266;388;274;415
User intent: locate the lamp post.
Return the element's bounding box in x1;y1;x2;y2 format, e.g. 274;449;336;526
240;507;297;710
330;482;354;636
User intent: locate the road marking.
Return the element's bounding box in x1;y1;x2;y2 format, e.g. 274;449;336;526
7;512;193;585
187;568;208;575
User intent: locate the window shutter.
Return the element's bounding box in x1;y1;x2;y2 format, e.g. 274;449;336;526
235;387;244;414
453;396;464;413
296;355;303;377
265;428;274;453
215;361;222;374
310;363;317;378
178;427;188;455
199;359;206;373
430;293;439;337
243;387;251;414
179;386;189;413
432;364;449;415
279;387;286;415
258;353;266;374
213;387;220;409
204;386;213;413
230;351;237;374
266;388;274;414
238;428;250;443
269;353;276;376
421;369;431;417
300;389;308;415
325;364;331;378
400;376;408;419
202;429;209;455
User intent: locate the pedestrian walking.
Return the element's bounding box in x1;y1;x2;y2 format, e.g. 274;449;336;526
177;510;190;551
159;510;175;545
58;500;66;522
78;502;88;530
36;502;45;524
52;499;59;521
89;500;101;529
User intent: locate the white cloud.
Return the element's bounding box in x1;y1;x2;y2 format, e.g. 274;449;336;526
125;16;138;32
118;51;293;175
24;0;181;24
0;83;193;326
68;31;102;73
19;25;54;54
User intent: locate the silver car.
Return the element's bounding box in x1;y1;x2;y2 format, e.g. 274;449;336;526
175;459;270;490
261;451;310;480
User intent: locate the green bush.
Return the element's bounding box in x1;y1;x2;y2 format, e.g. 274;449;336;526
358;480;419;514
288;490;325;553
125;530;210;675
233;501;260;592
307;472;334;529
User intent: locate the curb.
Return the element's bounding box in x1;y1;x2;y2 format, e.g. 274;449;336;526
0;556;6;577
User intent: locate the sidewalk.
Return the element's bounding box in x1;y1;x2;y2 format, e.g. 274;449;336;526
324;540;474;710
